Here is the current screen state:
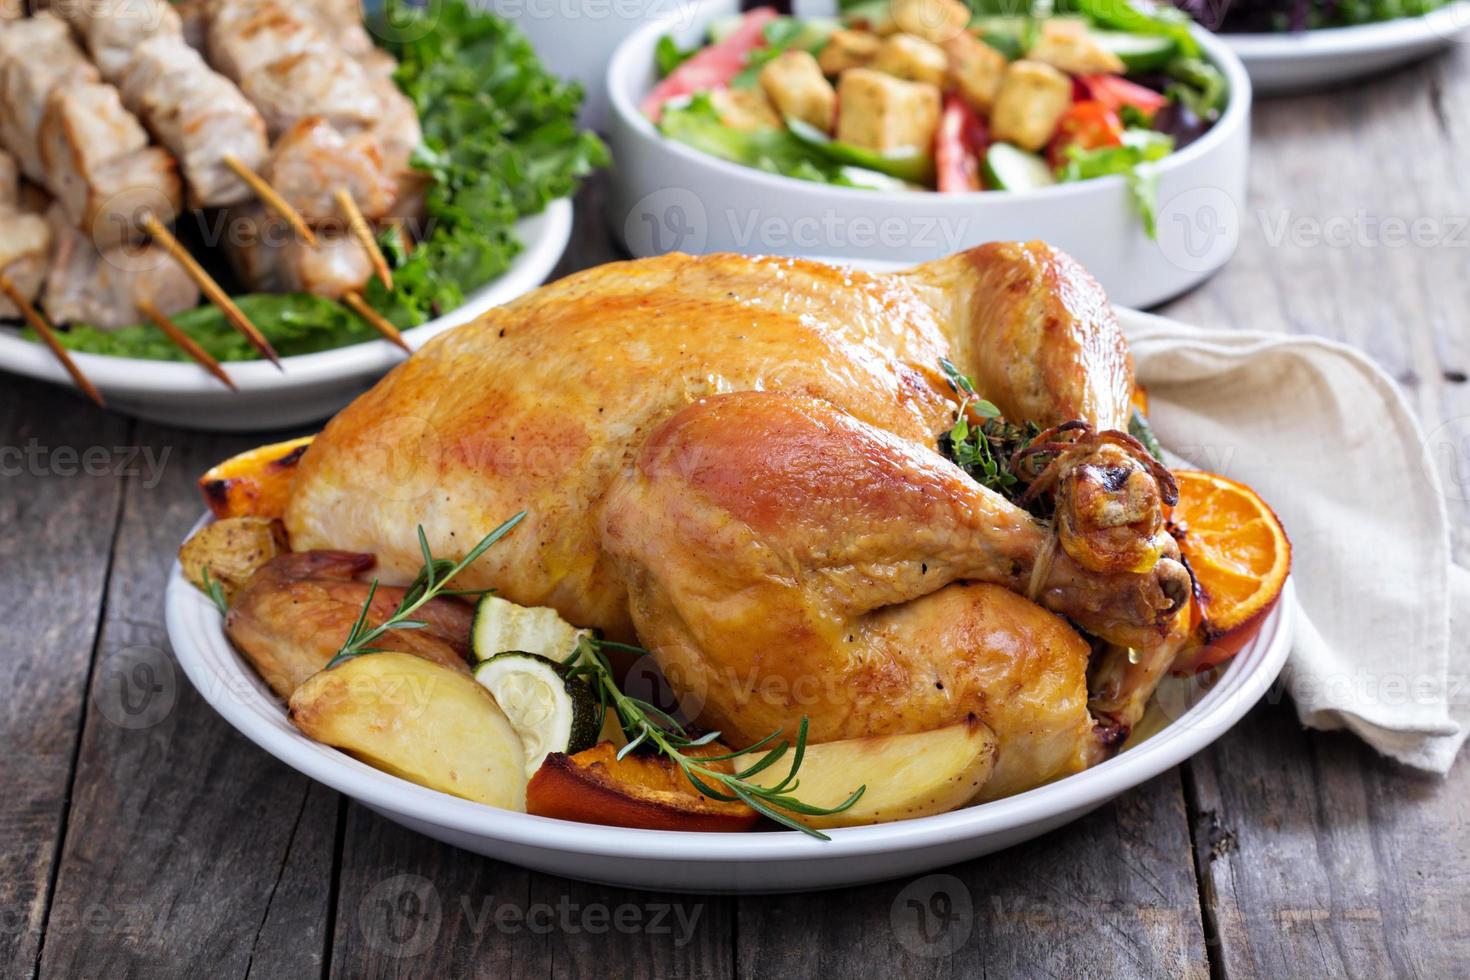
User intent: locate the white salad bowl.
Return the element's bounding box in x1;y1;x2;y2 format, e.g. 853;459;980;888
0;201;572;432
606;1;1253;309
1222;2;1470;95
164;306;1295;894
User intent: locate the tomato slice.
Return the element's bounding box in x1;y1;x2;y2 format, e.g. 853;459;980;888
1078;74;1169;119
1046;100;1123;168
641;7;780;121
935;93;989;193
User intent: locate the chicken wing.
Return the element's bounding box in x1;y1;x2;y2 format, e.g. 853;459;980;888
899;241;1135;430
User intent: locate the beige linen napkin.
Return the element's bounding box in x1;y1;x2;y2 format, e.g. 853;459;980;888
1125;312;1469;773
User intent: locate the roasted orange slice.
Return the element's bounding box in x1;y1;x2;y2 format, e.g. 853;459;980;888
198;435;314;520
527;741;758;833
1169;470;1291;674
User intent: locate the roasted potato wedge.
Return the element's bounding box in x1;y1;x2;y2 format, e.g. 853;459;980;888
178;516;289;603
737;717;997;829
289;652;527;810
527;741;759;833
198;435;314;519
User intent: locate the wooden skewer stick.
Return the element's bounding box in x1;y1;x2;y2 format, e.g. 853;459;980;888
342;290;410;353
137;296;236;390
0;272;105;408
223;154;319;246
336;188;393;290
141;213;283;370
392;219;414;257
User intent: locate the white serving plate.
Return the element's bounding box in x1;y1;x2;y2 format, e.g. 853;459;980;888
605;1;1253;309
1223;2;1470;95
164;307;1294;894
0;201;572;432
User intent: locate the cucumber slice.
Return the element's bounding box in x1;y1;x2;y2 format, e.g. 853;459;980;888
786;117;935;185
474;653;601;777
835;165;916;192
983;143;1057;192
1090;30;1177;71
470;594;591;665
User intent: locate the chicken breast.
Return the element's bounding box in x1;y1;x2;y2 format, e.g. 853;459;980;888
0;13;101;181
243;47;382;139
120;35;270;206
38;83;182;248
82;0;185;81
266;117;395;223
0;149;52;319
42;202;199;329
207;0;325;80
224;204;373;300
0;213;50;320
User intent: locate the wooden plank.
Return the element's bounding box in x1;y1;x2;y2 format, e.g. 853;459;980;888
737;774;1209;978
35;425;339;980
1188;704;1470;976
0;379;126;980
329;803;734;979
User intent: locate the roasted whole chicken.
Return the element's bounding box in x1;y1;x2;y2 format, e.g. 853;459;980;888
238;243;1192;800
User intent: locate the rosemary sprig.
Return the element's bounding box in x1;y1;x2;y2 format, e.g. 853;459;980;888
323;512;526;670
562;637;866;841
201;568;229;616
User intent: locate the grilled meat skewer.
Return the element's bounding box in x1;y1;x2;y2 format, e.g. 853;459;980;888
0;14;183;247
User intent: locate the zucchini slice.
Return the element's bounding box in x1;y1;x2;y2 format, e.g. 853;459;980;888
473;653;602;777
470;594;591;665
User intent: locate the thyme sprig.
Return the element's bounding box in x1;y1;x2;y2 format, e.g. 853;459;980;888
937;360;1043;506
324;512;526;670
562;638;866;841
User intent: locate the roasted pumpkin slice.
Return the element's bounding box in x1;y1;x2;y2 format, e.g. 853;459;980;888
527;741;759;833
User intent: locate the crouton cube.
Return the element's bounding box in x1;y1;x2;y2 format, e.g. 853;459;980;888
818;28;881;76
1027;20;1125;76
891;0;970;44
835;67;941;154
759;49;837;132
945;32;1009;113
872;33;949;88
711;87;781;132
990;60;1073;151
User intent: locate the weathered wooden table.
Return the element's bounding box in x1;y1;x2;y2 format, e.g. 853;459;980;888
4;45;1468;979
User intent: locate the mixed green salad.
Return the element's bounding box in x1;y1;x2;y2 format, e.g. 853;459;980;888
645;0;1229;235
42;0;607;362
1171;0;1454;33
